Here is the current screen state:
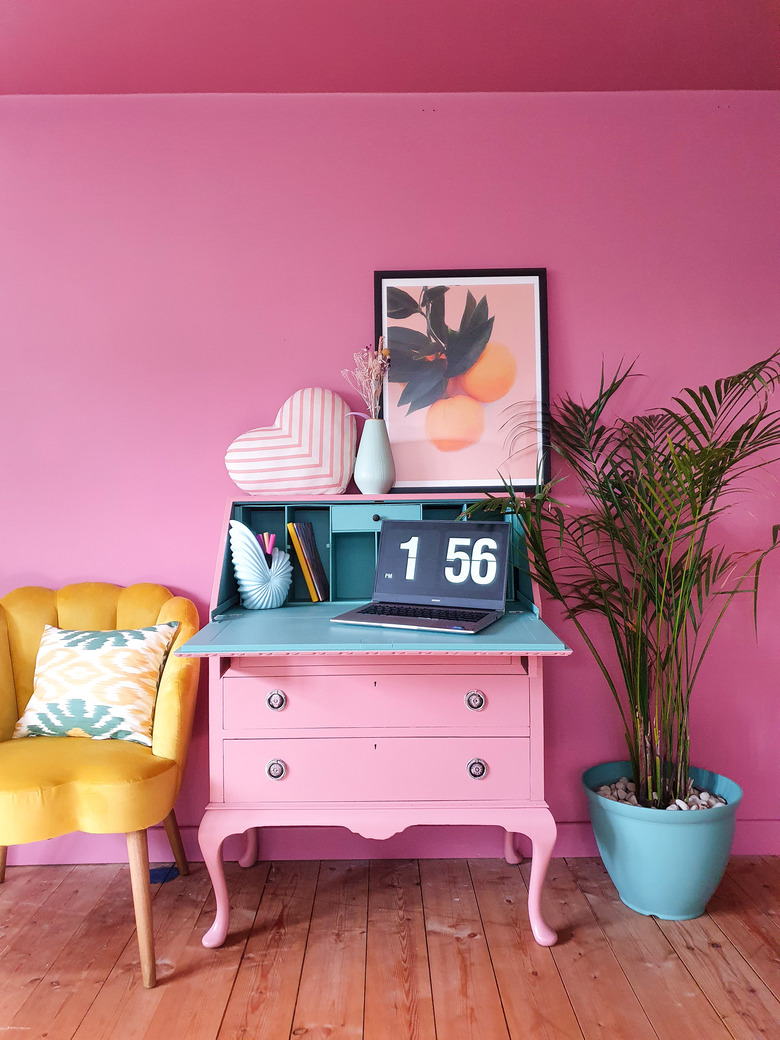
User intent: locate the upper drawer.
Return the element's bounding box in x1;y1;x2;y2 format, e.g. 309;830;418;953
330;503;421;532
222;672;530;733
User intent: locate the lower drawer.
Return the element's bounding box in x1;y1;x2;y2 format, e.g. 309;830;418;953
223;736;530;803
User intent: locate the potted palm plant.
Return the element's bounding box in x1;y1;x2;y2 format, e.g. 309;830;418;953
475;353;780;919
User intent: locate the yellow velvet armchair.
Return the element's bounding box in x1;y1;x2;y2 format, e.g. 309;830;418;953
0;582;200;988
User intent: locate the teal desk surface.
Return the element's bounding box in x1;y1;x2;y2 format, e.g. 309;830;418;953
178;602;572;657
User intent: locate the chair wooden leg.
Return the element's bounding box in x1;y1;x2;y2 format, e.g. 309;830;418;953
163;809;189;876
127;830;156;988
0;845;7;884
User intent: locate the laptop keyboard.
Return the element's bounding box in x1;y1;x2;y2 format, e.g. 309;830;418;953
358;603;490;622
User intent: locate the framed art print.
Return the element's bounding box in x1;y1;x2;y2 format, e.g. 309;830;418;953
375;269;549;493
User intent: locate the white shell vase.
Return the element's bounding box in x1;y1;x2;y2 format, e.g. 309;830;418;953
229;520;293;609
353;418;395;495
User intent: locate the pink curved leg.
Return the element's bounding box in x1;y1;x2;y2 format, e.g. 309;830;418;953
503;830;523;865
526;811;558;946
238;827;258;868
198;813;232;948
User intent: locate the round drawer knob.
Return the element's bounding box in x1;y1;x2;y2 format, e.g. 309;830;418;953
266;689;287;711
266;759;288;780
467;757;488;779
372;513;381;522
465;689;486;712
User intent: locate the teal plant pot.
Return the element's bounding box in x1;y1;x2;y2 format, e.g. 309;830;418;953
582;760;742;920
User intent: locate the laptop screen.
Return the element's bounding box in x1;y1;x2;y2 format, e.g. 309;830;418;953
373;520;510;611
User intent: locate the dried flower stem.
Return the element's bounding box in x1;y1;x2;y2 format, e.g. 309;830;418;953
341;338;390;419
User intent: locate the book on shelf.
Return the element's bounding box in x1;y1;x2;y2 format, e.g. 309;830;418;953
286;523;319;601
296;522;330;600
286;522;329;602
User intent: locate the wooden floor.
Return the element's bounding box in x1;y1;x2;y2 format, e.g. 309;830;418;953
0;856;777;1040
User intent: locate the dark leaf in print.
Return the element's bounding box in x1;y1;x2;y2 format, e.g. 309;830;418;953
386;287;422;319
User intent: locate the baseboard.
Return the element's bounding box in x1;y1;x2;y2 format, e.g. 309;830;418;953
5;817;777;867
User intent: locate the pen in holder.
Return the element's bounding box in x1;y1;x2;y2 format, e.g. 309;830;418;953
229;520;293;609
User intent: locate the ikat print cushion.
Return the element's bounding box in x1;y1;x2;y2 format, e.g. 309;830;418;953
12;622;180;747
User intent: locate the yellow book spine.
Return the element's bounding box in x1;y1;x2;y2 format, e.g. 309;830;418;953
287;523;319;602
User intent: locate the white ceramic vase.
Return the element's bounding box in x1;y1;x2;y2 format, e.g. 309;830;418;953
228;520;293;609
353;418;395;495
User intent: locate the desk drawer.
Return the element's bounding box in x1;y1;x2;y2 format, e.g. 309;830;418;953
330;503;421;531
223;736;530;803
222;673;530;733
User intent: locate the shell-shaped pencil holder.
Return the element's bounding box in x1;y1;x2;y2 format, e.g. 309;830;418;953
229;520;293;609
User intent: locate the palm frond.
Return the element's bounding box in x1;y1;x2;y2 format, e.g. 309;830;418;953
496;352;780;806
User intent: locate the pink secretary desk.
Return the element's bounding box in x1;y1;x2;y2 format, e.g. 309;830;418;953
178;495;571;948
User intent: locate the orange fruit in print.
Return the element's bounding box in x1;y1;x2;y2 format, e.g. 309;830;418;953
459;341;517;402
425;395;485;452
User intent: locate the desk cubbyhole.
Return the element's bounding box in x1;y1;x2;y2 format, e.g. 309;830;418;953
421;503;467;522
233;505;287;543
284;506;331;603
331;532;377;601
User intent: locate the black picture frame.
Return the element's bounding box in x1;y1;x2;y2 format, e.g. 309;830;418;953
375;268;550;494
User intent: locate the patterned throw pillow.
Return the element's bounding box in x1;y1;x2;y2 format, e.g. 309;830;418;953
13;622;179;747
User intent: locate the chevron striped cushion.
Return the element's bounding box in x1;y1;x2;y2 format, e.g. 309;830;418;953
225;387;357;495
13;623;179;746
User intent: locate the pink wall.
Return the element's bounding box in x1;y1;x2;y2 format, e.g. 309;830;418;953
1;91;778;863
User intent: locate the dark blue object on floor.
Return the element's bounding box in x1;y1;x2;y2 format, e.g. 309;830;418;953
149;865;180;884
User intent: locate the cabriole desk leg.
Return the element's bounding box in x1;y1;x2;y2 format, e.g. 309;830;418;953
198;812;232;949
239;827;259;868
503;829;523;865
525;810;558;947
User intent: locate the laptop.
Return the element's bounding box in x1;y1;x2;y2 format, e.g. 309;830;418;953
331;519;511;634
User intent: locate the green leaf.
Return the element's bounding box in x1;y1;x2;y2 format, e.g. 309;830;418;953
388;354;428;384
467;295;489;332
458;290;477;333
386;324;434;360
445;316;495;378
405;379;448;414
386;287;421;319
397;358;446;401
397;359;448;414
428;292;448;347
420;285;449;306
387;332;437;383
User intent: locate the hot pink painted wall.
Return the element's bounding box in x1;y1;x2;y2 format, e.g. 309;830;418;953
1;91;778;863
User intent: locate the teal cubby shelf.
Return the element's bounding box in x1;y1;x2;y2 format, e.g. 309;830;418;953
213;497;536;618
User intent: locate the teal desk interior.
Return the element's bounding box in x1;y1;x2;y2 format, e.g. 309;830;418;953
178;497;571;657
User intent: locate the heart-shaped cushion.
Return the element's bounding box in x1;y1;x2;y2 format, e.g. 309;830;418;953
225;388;357;495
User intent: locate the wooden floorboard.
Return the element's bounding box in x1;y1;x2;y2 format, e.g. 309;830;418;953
469;858;581;1040
291;860;369;1039
420;858;510;1040
0;863;126;1025
567;857;732;1040
530;858;657;1040
9;864;140;1039
364;859;436;1040
0;856;777;1039
72;863;217;1040
657;913;779;1040
217;859;319;1040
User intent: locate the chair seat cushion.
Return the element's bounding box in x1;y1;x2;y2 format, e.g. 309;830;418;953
0;736;179;843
